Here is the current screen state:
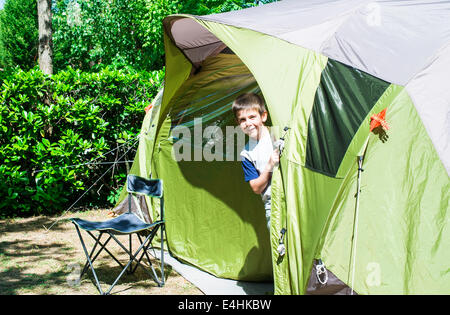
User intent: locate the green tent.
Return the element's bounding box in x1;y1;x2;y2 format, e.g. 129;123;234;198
114;0;450;294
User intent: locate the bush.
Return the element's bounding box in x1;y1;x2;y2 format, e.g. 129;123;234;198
0;66;164;218
0;0;38;70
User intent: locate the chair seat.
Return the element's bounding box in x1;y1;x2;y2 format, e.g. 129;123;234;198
70;213;156;234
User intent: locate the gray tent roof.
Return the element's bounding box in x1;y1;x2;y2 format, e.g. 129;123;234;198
164;0;450;173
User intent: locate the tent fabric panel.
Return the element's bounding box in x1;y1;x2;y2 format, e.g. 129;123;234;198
406;43;450;176
189;1;450;86
156;136;272;281
159;31;193;127
274;53;328;168
305;59;390;177
164;16;226;68
319;0;450;85
272;159;344;294
137;88;164;179
196;0;363;42
318;89;450;294
270;160;292;295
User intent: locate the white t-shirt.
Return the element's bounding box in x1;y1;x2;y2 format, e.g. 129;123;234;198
239;127;274;208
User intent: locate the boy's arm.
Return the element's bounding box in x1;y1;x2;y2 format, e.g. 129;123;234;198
248;170;273;194
248;149;279;195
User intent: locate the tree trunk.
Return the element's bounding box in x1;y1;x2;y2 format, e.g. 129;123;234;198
37;0;53;75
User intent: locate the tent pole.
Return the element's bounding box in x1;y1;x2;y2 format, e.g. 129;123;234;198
349;155;364;295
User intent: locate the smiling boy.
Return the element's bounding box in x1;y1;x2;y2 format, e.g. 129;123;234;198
232;93;279;230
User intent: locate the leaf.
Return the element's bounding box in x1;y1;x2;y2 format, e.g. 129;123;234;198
42;138;50;147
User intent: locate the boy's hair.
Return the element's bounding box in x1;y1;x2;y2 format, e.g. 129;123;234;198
232;92;266;119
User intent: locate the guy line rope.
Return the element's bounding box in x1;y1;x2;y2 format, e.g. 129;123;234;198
43;135;140;232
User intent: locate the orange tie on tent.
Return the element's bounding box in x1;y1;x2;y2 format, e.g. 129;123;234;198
145;104;153;113
370;108;389;132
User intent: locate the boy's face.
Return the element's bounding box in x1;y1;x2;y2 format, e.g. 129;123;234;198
236;108;268;140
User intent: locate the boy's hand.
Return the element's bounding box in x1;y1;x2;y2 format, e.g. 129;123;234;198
266;148;280;172
273;139;285;154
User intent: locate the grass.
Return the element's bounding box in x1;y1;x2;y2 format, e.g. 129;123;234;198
0;209;204;295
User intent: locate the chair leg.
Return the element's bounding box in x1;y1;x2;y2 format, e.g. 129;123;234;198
82;231;126;272
80;232;102;278
133;234;152;274
160;224;165;286
135;231;164;286
80;233;116;277
75;227;129;295
129;234;133;274
105;230;162;294
141;224;166;287
73;224;104;295
73;223;165;295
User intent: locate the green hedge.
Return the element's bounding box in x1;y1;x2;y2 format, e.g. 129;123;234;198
0;66;164;218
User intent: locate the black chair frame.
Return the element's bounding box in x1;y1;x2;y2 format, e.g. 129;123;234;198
71;175;165;295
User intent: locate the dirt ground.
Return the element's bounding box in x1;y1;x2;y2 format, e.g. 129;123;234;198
0;209;204;295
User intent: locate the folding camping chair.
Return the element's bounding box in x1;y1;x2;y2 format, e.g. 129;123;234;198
70;175;165;295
